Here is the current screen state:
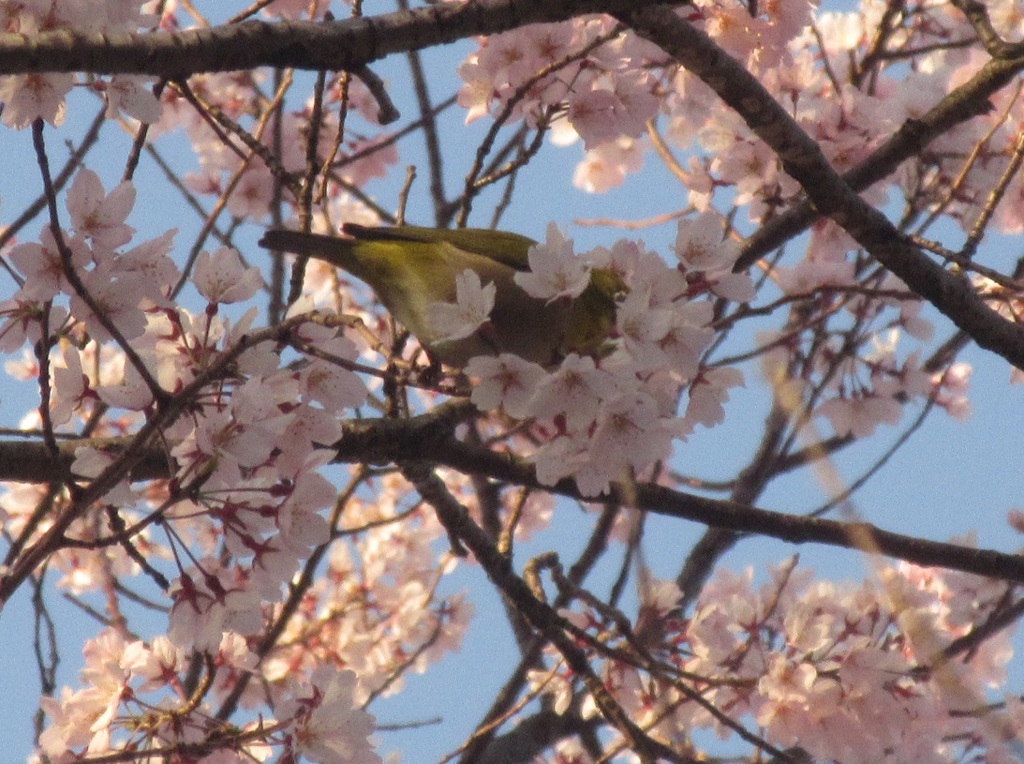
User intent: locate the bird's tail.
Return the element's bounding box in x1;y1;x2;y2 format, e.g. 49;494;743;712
259;229;364;277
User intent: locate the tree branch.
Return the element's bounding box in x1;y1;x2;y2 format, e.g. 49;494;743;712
0;0;683;77
4;406;1023;586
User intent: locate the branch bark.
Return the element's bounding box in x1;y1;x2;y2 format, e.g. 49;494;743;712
4;406;1022;586
0;0;682;77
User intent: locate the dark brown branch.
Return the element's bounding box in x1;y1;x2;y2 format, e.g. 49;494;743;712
4;404;1024;586
0;0;683;77
460;502;622;764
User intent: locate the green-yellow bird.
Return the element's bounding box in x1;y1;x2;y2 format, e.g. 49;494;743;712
259;224;621;368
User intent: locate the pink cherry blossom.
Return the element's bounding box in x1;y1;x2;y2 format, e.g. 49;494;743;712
674;211;740;272
466;353;548;419
684;366;745;428
227;161;275;220
515;223;591;301
0;299;67;352
93;74;163;123
0;72;74;128
121;635;185;692
774;259;856;294
426;268;496;342
528;353;622;432
8;226;91;301
615;287;674;370
95;350;157;410
114;229;180;303
575;391;676;495
167;564;266;651
816;392;903;438
573;136;645;193
49;345;90;426
69;264;150;342
194;246;263;304
933;362;972;421
280;667;381;764
297;337;367;411
66;168;137;251
566;88;623;149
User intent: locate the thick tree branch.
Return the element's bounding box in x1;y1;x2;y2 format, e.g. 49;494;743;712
4;407;1023;585
0;0;681;77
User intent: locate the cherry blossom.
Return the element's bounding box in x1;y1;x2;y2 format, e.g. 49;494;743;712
226;161;276;220
426;268;496;342
774;259;856;294
8;226;91;301
466;352;548;419
194;246;263;304
69;264;150;342
279;667;381;764
49;344;91;425
615;286;674;370
0;72;73;128
113;230;181;302
528;353;622;432
566;88;624;149
581;391;676;494
167;564;266;652
66;168;137;250
674;211;740;272
296;336;367;410
0;300;65;353
684;366;745;428
573;136;645;193
92;74;163;123
515;223;592;302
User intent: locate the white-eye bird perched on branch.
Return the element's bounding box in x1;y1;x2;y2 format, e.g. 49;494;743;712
259;224;623;368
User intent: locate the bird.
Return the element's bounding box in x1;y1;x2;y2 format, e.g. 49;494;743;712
259;224;621;368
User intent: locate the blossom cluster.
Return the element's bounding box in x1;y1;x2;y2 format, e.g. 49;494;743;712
36;627;379;764
14;461;469;763
0;167;395;762
448;216;751;496
458;17;662;150
530;560;1019;763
